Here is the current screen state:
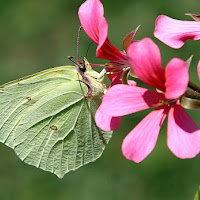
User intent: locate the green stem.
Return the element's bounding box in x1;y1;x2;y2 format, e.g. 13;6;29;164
122;69;129;85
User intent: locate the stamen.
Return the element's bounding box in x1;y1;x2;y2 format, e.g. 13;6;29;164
159;100;166;105
89;63;106;67
158;99;177;107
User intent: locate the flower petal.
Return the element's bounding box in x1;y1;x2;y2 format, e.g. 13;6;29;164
100;84;165;117
78;0;106;44
127;80;137;86
95;107;121;131
127;38;165;91
167;103;200;159
106;67;123;85
97;38;128;63
122;107;167;163
198;60;200;82
107;68;137;86
165;58;189;99
154;15;200;49
78;0;127;63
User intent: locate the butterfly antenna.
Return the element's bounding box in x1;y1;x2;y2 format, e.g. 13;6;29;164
85;41;94;58
77;26;83;62
67;56;77;65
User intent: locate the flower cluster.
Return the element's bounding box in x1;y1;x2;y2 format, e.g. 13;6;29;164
78;0;200;162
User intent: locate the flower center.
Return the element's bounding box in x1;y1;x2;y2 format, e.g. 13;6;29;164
159;99;177;107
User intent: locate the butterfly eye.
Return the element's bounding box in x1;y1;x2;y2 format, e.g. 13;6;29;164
79;64;86;72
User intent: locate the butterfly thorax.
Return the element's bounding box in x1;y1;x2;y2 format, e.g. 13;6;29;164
79;58;107;97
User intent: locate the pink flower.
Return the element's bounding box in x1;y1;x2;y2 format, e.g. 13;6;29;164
79;0;138;130
154;15;200;48
96;38;200;162
78;0;138;83
78;0;127;64
95;80;136;131
95;110;122;132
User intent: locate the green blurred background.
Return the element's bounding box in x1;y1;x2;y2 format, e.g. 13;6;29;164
0;0;200;199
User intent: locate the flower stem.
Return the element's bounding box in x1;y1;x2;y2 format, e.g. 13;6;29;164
180;82;200;109
184;90;200;100
122;69;129;84
188;81;200;93
181;90;200;109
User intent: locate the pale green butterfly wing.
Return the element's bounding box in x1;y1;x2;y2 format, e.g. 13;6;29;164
194;186;200;200
0;65;112;178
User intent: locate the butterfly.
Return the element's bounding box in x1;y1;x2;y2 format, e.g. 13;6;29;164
0;58;113;178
